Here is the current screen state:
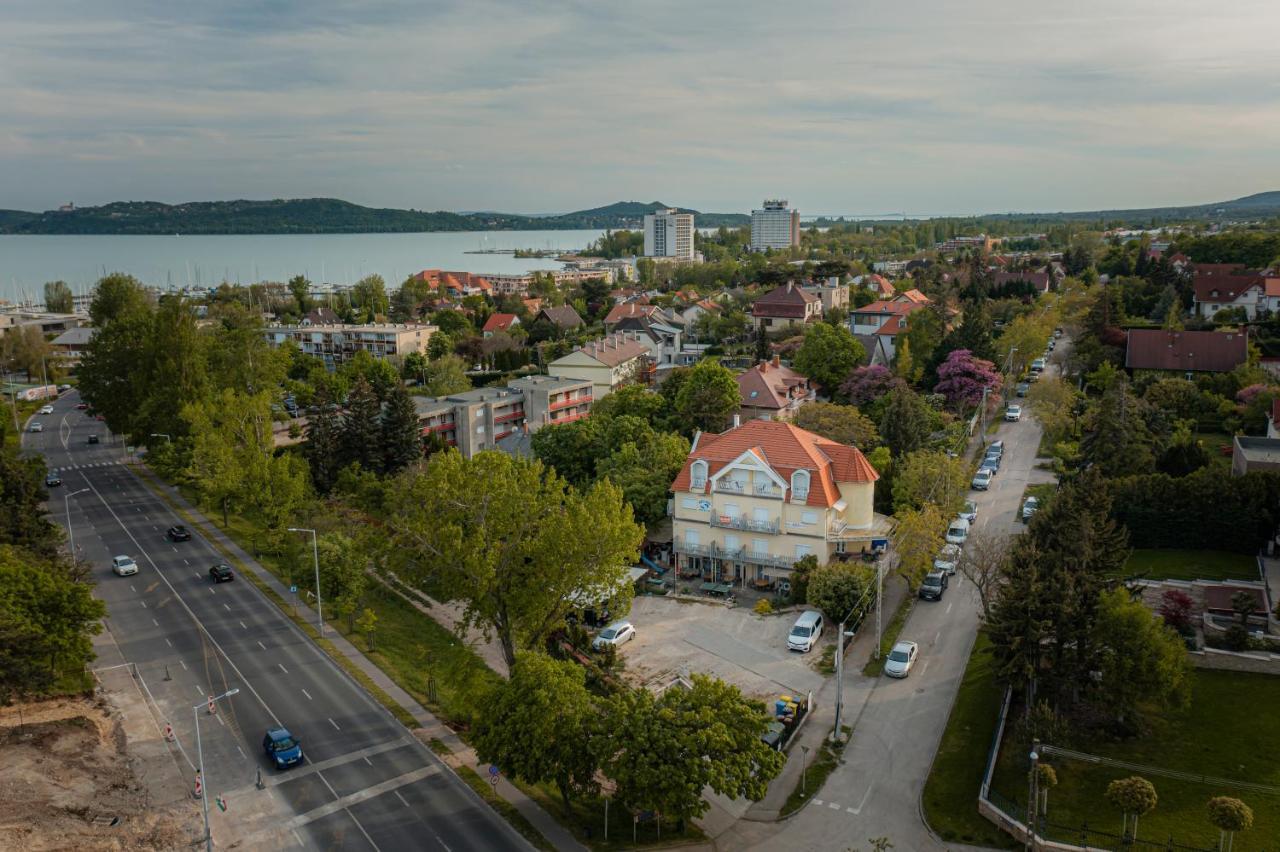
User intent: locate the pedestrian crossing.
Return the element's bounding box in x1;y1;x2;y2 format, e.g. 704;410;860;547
55;460;122;471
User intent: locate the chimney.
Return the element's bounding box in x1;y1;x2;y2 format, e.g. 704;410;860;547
772;354;781;368
786;281;793;292
732;414;741;428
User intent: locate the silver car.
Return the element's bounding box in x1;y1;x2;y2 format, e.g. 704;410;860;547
592;620;636;650
971;469;993;491
884;640;919;678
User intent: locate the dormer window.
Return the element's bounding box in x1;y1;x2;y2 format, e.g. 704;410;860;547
791;470;810;502
691;460;708;490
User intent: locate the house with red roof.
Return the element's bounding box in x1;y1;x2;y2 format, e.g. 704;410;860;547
1191;263;1266;318
603;300;659;329
992;270;1053;295
856;274;895;299
670;418;892;584
415;269;493;297
482;313;519;337
1124;328;1249;376
751;282;822;333
850;295;931;362
736;356;814;422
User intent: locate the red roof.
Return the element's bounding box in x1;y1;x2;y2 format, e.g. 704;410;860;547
604;302;658;326
1192;263;1264;305
737;360;810;409
867;274;894;297
895;288;931;304
1124;329;1248;373
482;313;518;333
416;269;493;294
853;300;919;317
752;282;819;319
671;419;878;509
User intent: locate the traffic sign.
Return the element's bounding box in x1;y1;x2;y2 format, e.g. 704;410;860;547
207;695;216;715
488;765;500;777
290;585;298;594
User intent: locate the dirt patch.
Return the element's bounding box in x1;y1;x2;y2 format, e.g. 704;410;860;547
0;695;198;851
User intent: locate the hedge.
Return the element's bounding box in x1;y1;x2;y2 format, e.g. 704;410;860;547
1108;469;1280;553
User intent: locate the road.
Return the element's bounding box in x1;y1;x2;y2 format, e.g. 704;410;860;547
24;392;529;852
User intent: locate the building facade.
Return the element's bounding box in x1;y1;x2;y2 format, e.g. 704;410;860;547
736;357;814;422
547;333;653;397
670;419;891;586
413;375;594;458
751;282;822;332
643;209;695;260
264;323;436;368
750;200;801;251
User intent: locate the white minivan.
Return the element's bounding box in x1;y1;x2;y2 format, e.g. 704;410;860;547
787;611;824;653
945;517;971;546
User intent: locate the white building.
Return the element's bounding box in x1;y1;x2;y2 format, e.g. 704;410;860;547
750;200;800;251
643;209;695;260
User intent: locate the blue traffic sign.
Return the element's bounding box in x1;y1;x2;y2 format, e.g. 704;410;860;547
488;765;500;777
290;585;298;593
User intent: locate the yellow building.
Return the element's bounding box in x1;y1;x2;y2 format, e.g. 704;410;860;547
547;333;652;398
670;418;892;585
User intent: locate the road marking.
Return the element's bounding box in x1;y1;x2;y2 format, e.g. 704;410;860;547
827;802;840;810
933;630;941;645
165;638;172;647
301;689;312;701
394;790;410;809
209;587;215;595
152;525;158;531
153;618;159;627
130;584;135;592
258;739;411;787
179;660;187;670
183;558;189;565
813;799;823;805
216;713;225;726
195;685;204;695
223;602;231;611
278;663;289;674
852;784;873;815
239;621;247;630
946;602;953;614
329;717;340;731
434;833;452;852
172;547;178;552
921;661;931;676
257;641;267;651
140;600;147;609
236;746;247;760
364;756;373;767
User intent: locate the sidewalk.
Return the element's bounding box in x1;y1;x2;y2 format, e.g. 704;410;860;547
133;464;585;852
741;569;911;822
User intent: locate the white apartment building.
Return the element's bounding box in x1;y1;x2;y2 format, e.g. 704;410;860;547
263;322;436;368
643;209;695;260
750;200;800;251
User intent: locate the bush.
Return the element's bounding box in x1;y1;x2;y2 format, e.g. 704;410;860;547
1223;624;1249;652
753;598;773;615
1109;469;1280;553
1158;589;1196;635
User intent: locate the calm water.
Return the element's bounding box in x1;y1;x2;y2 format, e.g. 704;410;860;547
0;230;607;304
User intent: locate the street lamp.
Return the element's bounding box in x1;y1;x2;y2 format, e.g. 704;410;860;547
194;687;240;852
831;621;859;742
150;432;172;443
64;487;89;556
287;528;323;633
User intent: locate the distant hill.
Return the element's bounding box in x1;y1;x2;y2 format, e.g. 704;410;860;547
0;198;749;235
974;191;1280;225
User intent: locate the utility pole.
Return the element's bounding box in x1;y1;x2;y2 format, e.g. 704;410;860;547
1025;740;1040;851
288;528;323;633
194;688;239;851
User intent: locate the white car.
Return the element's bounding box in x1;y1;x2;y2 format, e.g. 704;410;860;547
111;555;139;577
934;543;962;575
1022;496;1040;522
884;640;919;678
958;500;978;524
28;421;43;433
39;404;55;415
1004;405;1022;422
971;469;992;491
592;620;636;650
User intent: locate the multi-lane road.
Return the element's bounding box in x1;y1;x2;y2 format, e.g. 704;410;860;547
24;391;529;851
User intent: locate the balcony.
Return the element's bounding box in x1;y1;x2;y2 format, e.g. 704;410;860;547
710;514;780;534
549;393;592;412
713;480;783;499
672;539;797;570
826;513;896;543
427;421;456;432
493;409;525;424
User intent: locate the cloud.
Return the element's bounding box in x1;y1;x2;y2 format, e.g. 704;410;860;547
0;0;1278;214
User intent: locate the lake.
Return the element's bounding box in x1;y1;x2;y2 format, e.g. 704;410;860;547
0;229;607;304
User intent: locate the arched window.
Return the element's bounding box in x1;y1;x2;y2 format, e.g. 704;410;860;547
691;460;708;490
791;469;810;501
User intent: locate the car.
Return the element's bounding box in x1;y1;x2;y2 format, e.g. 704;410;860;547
787;610;825;653
39;404;54;415
28;421;43;433
918;571;949;601
946;516;971;545
111;555;139;577
1004;405;1022;422
45;472;62;487
1016;382;1030;397
166;525;192;542
1030;358;1047;372
971;469;993;491
884;640;919;678
592;620;636;650
987;439;1004;455
983;452;1001;474
75;402;88;410
209;563;234;583
958;500;978;524
87;434;100;444
934;543;961;575
1022;496;1040;522
1047;340;1056;351
58;384;71;392
263;727;305;769
1054;328;1063;338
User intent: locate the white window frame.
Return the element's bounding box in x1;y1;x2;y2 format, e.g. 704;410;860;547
791;469;811;502
690;459;708;489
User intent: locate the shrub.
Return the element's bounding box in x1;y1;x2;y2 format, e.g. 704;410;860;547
1223;624;1249;652
753;598;773;615
1158;589;1196;634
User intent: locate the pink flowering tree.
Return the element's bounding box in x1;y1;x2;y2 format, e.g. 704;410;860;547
934;349;1002;412
839;364;903;408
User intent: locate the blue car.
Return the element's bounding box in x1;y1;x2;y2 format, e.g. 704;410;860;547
263;727;304;769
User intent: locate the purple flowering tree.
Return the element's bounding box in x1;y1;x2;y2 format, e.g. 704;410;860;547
934;349;1002;412
839;364;903;408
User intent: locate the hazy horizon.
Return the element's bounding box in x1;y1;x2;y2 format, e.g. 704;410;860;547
3;0;1279;216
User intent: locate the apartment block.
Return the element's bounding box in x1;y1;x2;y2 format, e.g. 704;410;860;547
413;375;594;457
643;209;695;260
750;200;800;251
547;333;653;397
263;322;436;368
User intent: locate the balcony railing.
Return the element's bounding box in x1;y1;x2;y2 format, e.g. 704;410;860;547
427;421;456;432
713;480;783;499
673;539;797;570
549;394;593;412
710;514;780;534
493;409;524;424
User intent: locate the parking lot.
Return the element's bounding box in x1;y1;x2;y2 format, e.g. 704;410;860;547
621;594;831;701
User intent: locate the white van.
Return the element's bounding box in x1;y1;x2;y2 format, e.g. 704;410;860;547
787;611;824;653
945;517;971;546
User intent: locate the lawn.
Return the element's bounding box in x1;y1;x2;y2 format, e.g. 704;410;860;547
516;781;707;850
921;632;1019;849
1121;549;1259;583
1195;432;1235;470
990;670;1280;851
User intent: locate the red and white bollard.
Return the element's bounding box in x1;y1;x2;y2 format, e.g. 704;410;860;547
193;771;203;799
163;722;174;742
207;695;215;715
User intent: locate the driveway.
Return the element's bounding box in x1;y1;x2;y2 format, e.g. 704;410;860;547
623;595;829;702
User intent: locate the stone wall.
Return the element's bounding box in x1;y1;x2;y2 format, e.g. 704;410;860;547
1191;647;1280;675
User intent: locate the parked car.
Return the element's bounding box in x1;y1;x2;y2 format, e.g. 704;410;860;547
884;640;919;678
1047;340;1056;351
263;727;305;769
58;384;71;392
934;543;961;575
1022;496;1040;522
946;517;971;545
971;469;993;491
1016;382;1030;397
75;402;88;410
166;525;192;542
111;555;139;577
983;452;1001;474
592;620;636;650
1030;358;1047;373
45;471;62;487
986;440;1004;457
1004;404;1022;422
918;571;949;601
787;610;824;653
958;500;978;524
28;421;43;433
1054;328;1063;338
209;563;235;583
87;434;100;444
39;404;54;415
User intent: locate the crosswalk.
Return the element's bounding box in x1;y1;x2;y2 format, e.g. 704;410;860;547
55;461;122;471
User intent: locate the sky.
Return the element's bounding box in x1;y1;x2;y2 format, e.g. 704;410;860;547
2;0;1279;218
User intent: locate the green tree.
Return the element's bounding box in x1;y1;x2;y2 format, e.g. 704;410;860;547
596;431;691;527
806;562;875;622
589;383;668;425
1093;588;1191;725
340;349;400;401
530;419;603;488
78;273;154;435
139;296;209;444
791;402;880;451
1026;378;1080;447
350;274;390;319
391;275;432;321
381;383;422;475
287;275;311;316
43;280;73;313
385;451;643;667
355;607;378;650
314;531;369;630
430;309;472;336
0;451;60;558
1105;776;1157;841
891;505;945;586
341;376;384;473
1081;377;1155;477
1206;796;1253;852
877;385;931;458
473;653;601;812
303;391;343;493
793;323;866;395
674;358;740;433
890;450;968;516
418;354;472;397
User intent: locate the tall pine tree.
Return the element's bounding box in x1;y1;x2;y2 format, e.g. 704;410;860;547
341;376;384;474
381;383;422;476
303;392;343;493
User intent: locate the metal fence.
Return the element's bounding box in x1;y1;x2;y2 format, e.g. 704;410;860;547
986;788;1216;852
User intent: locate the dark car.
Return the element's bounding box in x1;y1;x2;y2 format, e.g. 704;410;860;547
87;434;100;444
983;452;1002;474
75;402;89;410
166;525;192;542
1016;382;1030;397
45;472;62;487
209;563;234;583
263;727;304;769
918;571;948;601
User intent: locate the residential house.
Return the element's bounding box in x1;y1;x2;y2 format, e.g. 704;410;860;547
737;357;814;421
1124;329;1249;376
533;304;584;331
414;269;494;297
850;294;931;362
547;333;652;397
853;274;896;299
482;313;520;337
751;282;822;333
993;270;1053;295
263;322;436;368
609;312;684;368
1231;436;1280;477
670;418;892;586
522;298;544;315
50;326;96;363
604;300;659;330
301;307;340;325
803;278;850;314
852;333;893;368
681;298;723;330
1191;263;1266;318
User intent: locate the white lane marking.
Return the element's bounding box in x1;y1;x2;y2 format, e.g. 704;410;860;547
946;602;953;614
814;799;823;806
827;802;840;810
921;661;931;676
152;618;159;627
183;558;190;565
223;602;231;611
209;587;215;594
239;621;247;630
852;784;873;815
933;630;941;645
236;746;247;760
364;756;372;767
194;573;201;580
216;713;225;726
172;547;178;552
433;833;452;852
301;689;313;701
257;641;267;651
152;525;158;531
194;685;204;695
278;663;289;675
179;660;187;670
165;638;172;647
329;718;340;731
292;829;304;847
140;600;147;609
130;584;135;592
394;790;410;809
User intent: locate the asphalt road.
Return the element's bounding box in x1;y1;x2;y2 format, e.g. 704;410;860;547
24;392;529;852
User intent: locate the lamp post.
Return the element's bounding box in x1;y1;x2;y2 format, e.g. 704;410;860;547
287;528;323;633
64;487;89;556
150;432;172;443
194;687;240;851
831;622;858;741
1025;741;1040;852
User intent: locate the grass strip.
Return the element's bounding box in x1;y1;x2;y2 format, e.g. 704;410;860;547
457;766;556;852
779;728;849;818
514;780;706;850
862;590;914;676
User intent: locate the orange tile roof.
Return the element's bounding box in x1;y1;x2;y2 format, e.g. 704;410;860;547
736;361;809;409
895;288;931;304
854;299;919;316
483;313;518;333
604;302;659;325
671;419;878;508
